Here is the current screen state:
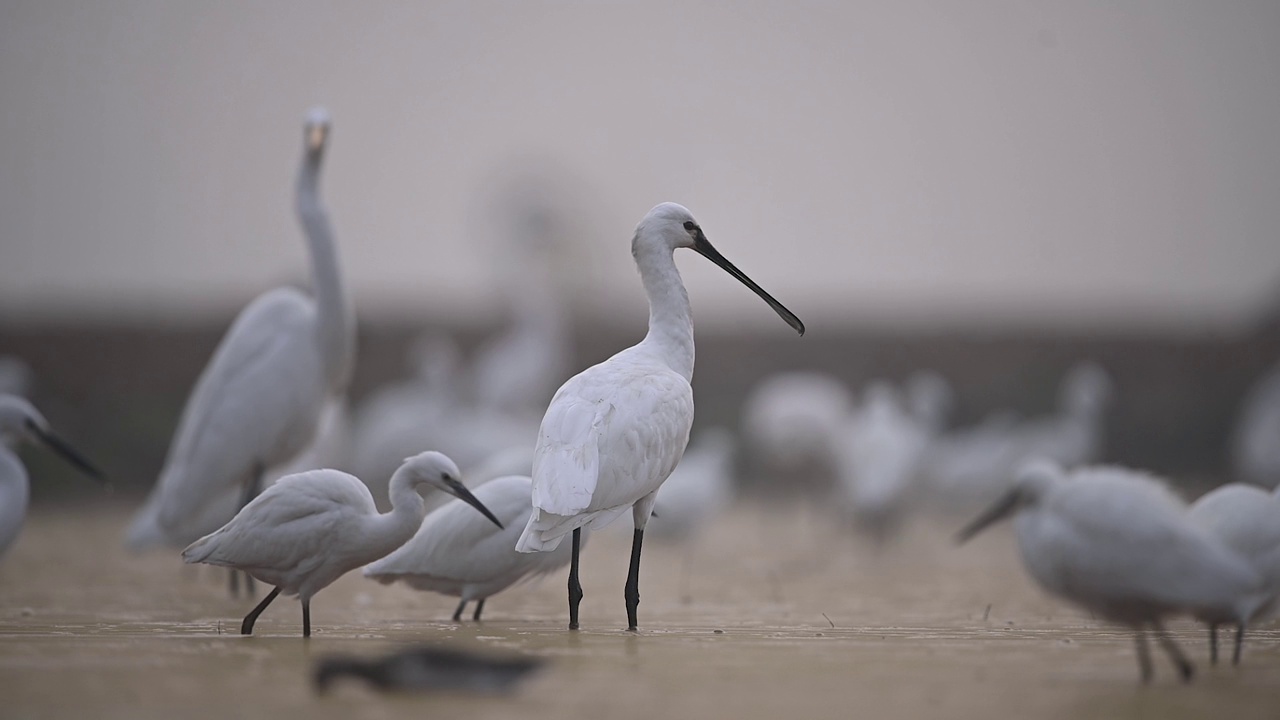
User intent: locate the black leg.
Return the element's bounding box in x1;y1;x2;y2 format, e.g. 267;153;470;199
302;599;311;638
1134;627;1153;684
568;528;583;630
1233;623;1245;666
473;599;485;621
241;586;282;635
625;528;645;632
452;599;466;622
1209;623;1219;665
1153;621;1194;683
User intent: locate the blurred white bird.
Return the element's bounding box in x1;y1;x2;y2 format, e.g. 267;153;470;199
903;370;954;433
0;395;104;559
740;371;851;490
0;357;33;398
314;646;545;695
647;427;737;541
183;451;502;637
1187;483;1280;664
366;474;579;621
1231;365;1280;489
958;460;1267;683
128;109;354;584
516;203;804;631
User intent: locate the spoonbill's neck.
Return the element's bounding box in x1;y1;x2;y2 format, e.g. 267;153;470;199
297;152;354;392
634;241;694;382
367;468;428;558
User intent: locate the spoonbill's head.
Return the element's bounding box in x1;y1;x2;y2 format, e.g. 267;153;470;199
304;107;331;158
0;395;105;483
398;451;504;529
955;459;1063;544
635;202;805;336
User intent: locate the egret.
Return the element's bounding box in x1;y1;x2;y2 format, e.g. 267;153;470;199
314;646;544;695
957;460;1268;683
182;451;502;637
1232;364;1280;489
515;202;803;631
128;108;355;594
0;395;105;559
366;474;579;621
1187;483;1280;664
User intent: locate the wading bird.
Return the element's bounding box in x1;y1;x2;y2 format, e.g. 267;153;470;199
183;452;502;637
0;395;105;559
515;203;803;630
128;108;355;599
957;460;1267;683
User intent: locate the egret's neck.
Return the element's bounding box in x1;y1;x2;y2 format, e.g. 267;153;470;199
634;241;694;381
297;153;354;392
368;467;428;557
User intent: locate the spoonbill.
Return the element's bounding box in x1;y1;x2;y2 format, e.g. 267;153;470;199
515;202;803;631
957;460;1267;683
314;646;544;695
365;474;579;621
128;108;355;592
182;451;502;637
1187;483;1280;664
0;395;105;559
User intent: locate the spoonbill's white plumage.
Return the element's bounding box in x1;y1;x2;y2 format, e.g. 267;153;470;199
515;202;803;630
128;109;354;568
366;474;579;621
958;460;1267;683
1187;483;1280;664
0;395;104;559
183;451;502;637
1232;365;1280;489
648;427;737;541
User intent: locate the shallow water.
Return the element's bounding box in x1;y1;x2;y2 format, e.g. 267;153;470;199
2;503;1278;719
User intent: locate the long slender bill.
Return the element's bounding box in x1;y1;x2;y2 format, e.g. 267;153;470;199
955;487;1020;544
693;234;805;336
26;420;107;483
446;479;504;529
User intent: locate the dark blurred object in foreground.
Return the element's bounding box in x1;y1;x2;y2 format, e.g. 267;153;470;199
313;645;545;695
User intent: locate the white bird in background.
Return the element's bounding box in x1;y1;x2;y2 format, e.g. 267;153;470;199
128;109;355;594
365;474;580;621
183;451;502;637
740;371;852;491
1231;364;1280;489
903;370;954;434
1187;483;1280;665
647;427;737;541
958;460;1268;683
0;357;33;398
0;395;105;559
515;203;804;631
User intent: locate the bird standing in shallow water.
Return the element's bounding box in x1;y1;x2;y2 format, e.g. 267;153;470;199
515;202;803;631
182;451;502;637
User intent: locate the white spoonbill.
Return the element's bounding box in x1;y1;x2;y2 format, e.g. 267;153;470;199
366;474;580;621
0;395;105;559
182;451;502;637
957;460;1267;683
515;202;804;631
128;109;355;584
1187;483;1280;664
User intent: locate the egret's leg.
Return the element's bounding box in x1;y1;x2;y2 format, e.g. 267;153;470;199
1133;628;1153;684
568;528;583;630
625;528;645;631
1233;623;1245;666
1153;621;1194;682
241;586;282;635
302;599;311;638
452;600;467;622
473;599;485;622
1209;624;1219;665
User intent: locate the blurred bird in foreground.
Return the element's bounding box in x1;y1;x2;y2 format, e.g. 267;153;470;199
314;646;545;695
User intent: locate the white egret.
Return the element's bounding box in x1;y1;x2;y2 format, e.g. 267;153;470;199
1187;483;1280;664
366;474;579;621
647;427;737;541
0;395;105;559
314;646;544;695
515;203;803;630
1232;364;1280;489
128;108;355;594
182;451;502;637
958;460;1268;683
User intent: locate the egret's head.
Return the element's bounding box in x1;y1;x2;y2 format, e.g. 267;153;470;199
399;451;503;528
955;459;1064;544
0;394;105;482
304;107;331;158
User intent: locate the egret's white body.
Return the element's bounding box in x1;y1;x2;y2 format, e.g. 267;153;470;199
183;451;500;637
515;202;803;631
1187;483;1280;663
959;461;1267;682
128;109;353;554
366;475;578;620
741;371;852;480
0;395;102;559
1232;366;1280;489
648;427;737;540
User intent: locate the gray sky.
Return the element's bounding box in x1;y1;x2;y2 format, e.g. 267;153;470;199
2;1;1279;332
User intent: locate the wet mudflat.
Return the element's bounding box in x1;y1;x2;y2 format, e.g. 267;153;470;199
2;503;1278;720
